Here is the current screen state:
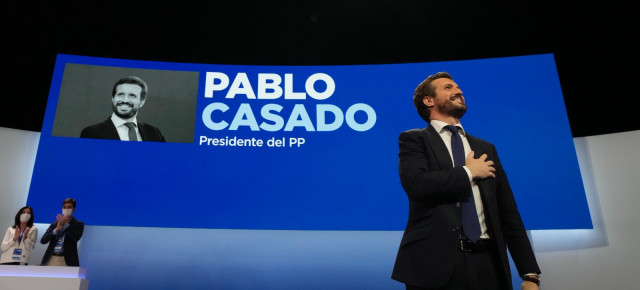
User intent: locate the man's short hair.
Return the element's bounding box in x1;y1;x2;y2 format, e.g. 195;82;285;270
63;197;77;209
413;72;453;123
112;76;148;101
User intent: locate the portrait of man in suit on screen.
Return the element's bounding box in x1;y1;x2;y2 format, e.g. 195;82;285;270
80;76;166;142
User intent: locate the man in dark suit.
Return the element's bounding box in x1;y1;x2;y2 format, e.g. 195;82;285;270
40;198;85;267
391;72;541;290
80;76;166;142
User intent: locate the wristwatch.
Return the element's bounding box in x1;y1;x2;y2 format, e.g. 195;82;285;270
522;274;541;286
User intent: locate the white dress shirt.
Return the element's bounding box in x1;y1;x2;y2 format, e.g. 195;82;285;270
111;113;141;141
430;120;490;239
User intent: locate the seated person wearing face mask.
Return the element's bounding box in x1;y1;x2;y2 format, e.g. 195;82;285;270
40;198;84;267
1;206;38;265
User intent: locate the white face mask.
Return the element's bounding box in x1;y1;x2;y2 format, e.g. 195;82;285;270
20;213;31;223
62;208;73;217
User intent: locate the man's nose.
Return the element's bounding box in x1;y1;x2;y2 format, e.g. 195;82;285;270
121;95;134;103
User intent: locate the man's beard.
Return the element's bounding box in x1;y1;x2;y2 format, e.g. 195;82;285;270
113;102;138;119
437;99;467;119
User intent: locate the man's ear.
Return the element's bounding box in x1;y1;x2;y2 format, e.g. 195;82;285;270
140;99;146;108
423;95;433;108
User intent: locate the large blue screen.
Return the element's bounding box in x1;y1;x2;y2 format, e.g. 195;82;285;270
27;53;591;230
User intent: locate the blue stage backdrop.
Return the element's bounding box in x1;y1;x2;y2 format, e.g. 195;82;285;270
27;53;591;230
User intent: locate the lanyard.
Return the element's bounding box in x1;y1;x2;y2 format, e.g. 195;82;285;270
18;228;25;245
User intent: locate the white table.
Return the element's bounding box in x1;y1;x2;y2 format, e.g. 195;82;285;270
0;265;88;290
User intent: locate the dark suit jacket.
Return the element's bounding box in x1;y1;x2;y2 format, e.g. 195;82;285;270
40;217;85;266
80;118;166;142
391;126;540;289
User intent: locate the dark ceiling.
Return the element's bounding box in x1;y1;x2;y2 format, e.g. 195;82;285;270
4;1;638;137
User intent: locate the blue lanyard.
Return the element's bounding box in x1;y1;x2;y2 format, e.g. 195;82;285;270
18;228;24;245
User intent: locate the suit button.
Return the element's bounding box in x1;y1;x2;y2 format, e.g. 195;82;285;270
456;202;461;207
453;226;460;232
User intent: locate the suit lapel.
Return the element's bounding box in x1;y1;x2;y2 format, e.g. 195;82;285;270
465;133;486;156
424;125;454;169
102;118;121;140
465;132;494;211
137;122;146;141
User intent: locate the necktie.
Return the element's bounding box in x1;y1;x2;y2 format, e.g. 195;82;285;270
445;125;481;242
124;122;139;141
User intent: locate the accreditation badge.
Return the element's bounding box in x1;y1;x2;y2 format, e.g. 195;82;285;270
12;248;22;261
